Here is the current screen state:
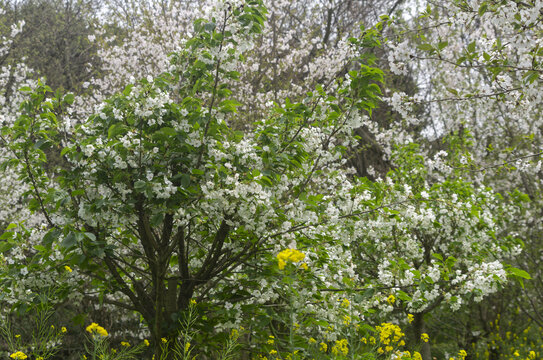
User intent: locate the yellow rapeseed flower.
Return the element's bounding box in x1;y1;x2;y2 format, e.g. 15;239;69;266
277;249;305;270
9;352;27;360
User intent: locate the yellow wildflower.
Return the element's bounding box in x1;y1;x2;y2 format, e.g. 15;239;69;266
331;339;349;356
9;352;28;360
343;315;351;325
413;351;423;360
161;338;167;344
309;337;317;344
190;299;197;305
65;265;73;272
61;327;67;333
85;323;108;337
319;342;327;352
277;249;305;270
341;298;350;307
185;343;190;352
300;262;308;270
387;294;396;304
459;349;467;359
407;314;414;323
121;341;130;347
269;350;277;355
378;347;384;354
144;339;150;346
420;333;429;343
15;334;20;339
230;328;239;339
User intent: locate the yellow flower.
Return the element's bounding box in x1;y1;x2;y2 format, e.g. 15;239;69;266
300;262;308;270
51;325;55;329
185;343;190;352
407;314;414;323
528;351;536;359
65;265;73;272
267;335;275;345
230;328;239;339
277;249;305;270
61;327;67;333
385;346;393;352
331;339;349;356
190;299;197;305
378;347;384;354
15;334;21;339
343;315;351;325
161;337;167;344
341;298;350;308
83;356;87;360
85;323;108;337
420;333;429;343
111;349;117;354
459;349;467;359
37;357;44;360
413;351;423;360
144;339;150;346
319;342;328;352
9;352;28;360
513;351;520;357
269;350;277;355
387;294;396;304
121;341;130;347
360;337;367;344
309;337;317;344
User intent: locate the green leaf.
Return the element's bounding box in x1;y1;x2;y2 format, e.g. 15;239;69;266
134;180;147;191
417;43;434;52
61;232;77;250
478;3;488;16
467;41;476;53
508;267;531;280
64;93;75;105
